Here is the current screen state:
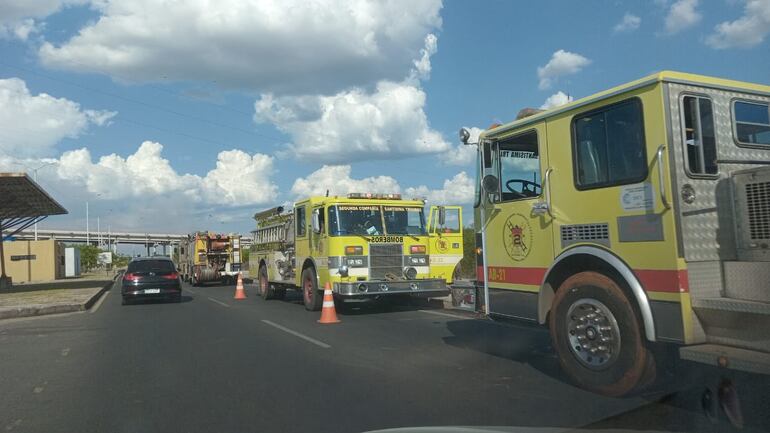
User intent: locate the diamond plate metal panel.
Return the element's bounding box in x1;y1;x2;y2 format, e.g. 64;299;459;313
687;260;724;298
724;261;770;302
667;84;770;262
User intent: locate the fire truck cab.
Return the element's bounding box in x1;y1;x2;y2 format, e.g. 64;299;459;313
465;71;770;396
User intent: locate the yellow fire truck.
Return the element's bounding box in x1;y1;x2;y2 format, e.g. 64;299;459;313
179;232;242;286
463;71;770;396
249;194;461;310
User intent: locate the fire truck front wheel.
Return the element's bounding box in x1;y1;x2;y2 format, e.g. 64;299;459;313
301;267;322;311
549;271;655;397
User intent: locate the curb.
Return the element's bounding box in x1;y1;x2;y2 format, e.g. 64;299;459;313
84;279;116;310
0;280;115;321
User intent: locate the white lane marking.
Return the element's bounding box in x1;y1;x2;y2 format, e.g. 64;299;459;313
89;288;110;313
186;288;197;295
418;309;473;320
261;320;331;349
61;348;70;357
32;386;44;394
207;297;230;308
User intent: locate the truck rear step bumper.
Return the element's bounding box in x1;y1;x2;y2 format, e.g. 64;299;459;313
334;279;448;298
680;344;770;375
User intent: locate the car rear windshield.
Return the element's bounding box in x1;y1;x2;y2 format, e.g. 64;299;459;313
127;260;176;273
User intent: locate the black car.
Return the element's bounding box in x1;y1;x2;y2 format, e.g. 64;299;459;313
122;257;182;304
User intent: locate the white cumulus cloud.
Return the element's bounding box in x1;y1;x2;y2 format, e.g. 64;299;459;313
537;49;591;90
55;141;277;205
614;13;641;33
255;79;449;164
291;165;400;198
0;0;87;40
540;91;574;109
664;0;701;34
38;0;443;94
405;171;475;205
291;165;474;205
706;0;770;49
253;32;447;164
0;77;116;157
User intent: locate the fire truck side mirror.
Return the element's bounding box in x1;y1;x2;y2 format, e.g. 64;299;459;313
438;206;446;226
311;210;321;234
459;127;471;144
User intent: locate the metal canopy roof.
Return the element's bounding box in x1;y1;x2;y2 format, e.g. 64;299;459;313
0;173;68;220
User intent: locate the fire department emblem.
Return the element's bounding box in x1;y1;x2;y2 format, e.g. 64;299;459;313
503;213;532;261
436;237;449;253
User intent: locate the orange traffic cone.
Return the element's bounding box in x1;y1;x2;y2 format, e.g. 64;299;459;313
318;282;340;324
234;273;247;300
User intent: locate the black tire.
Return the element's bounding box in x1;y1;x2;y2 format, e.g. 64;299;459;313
258;265;274;300
274;289;286;300
549;271;655;397
301;267;322;311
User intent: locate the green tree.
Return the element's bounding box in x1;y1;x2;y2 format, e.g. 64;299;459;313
75;244;101;271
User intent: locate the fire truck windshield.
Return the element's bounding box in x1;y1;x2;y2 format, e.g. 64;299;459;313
382;206;427;235
328;205;384;236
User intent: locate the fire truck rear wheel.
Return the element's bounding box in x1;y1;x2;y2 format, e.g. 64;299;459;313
259;265;273;300
302;267;322;311
549;271;654;397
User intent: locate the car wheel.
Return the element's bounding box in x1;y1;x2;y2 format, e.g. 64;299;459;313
549;271;655;397
259;265;273;300
301;267;322;311
274;289;286;300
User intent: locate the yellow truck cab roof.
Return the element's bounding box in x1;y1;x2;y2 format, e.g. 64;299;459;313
481;70;770;140
294;196;427;208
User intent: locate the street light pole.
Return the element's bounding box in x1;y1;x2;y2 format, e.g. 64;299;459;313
86;201;89;244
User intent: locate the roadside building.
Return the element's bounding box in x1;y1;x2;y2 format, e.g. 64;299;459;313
0;239;66;283
0;173;68;290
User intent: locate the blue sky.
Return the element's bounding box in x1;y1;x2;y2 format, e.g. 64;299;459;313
1;0;768;238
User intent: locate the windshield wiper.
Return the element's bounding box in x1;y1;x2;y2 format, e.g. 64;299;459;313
334;229;370;241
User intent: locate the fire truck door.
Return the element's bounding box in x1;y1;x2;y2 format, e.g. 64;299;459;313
483;126;554;320
428;205;463;283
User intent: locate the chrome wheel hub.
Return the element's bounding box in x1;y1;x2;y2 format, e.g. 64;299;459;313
566;298;621;370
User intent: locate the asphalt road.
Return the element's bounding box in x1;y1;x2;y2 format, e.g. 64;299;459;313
1;281;767;433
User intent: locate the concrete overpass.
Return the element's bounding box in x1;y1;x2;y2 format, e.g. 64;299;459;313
11;228;253;255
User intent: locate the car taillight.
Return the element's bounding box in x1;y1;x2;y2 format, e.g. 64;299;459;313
123;273;141;282
162;272;179;280
410;245;426;254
